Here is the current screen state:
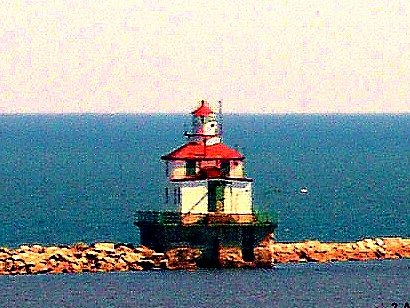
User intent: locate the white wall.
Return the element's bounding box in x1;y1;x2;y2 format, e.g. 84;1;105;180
168;179;252;214
229;161;244;177
179;181;208;213
223;181;252;214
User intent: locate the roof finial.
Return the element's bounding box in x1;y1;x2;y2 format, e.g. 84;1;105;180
192;100;213;117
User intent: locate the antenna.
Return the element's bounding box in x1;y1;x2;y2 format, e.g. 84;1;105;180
218;100;223;140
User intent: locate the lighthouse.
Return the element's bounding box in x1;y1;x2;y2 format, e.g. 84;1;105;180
135;100;277;265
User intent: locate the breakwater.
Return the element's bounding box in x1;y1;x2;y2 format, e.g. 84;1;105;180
1;237;409;275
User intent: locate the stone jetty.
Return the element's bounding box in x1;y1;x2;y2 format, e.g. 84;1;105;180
254;236;410;265
0;237;409;275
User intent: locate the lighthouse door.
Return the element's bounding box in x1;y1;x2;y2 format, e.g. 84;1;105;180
208;181;225;212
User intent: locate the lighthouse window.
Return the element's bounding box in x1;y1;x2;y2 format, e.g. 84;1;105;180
186;160;196;176
221;161;230;176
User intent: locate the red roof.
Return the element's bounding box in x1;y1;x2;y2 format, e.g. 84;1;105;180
162;142;244;161
192;101;213;117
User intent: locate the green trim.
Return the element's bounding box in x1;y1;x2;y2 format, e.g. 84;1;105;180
135;211;278;228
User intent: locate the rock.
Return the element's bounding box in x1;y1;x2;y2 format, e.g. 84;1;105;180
77;257;89;265
305;240;321;248
135;246;155;258
355;241;369;252
375;238;384;247
152;252;165;258
12;264;27;274
270;243;301;263
337;243;355;253
113;259;129;272
381;238;410;258
258;233;275;247
0;248;12;254
70;263;84;273
114;243;135;250
29;262;50;274
30;245;45;254
48;259;58;267
253;246;273;267
11;255;23;261
138;259;155;270
401;238;410;246
0;262;7;274
49;251;77;263
219;247;252;268
304;252;330;263
96;261;115;272
44;246;61;258
72;243;89;251
128;263;143;271
315;243;332;253
374;247;386;257
85;251;100;260
93;243;115;253
4;260;14;273
101;257;117;265
165;247;201;270
115;246;135;255
362;239;380;252
293;242;306;252
50;262;74;274
121;253;141;264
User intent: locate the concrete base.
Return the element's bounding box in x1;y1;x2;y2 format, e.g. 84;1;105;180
137;224;275;266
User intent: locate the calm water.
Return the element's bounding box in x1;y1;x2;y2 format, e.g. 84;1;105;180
1;260;409;307
0;114;409;306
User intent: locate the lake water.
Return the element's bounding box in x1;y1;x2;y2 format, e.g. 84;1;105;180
1;260;409;307
0;114;409;306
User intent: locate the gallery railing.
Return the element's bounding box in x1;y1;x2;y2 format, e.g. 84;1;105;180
135;211;278;227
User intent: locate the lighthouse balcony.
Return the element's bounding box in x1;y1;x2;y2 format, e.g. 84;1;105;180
134;211;277;227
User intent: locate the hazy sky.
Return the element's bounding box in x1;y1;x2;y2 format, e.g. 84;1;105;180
0;1;409;114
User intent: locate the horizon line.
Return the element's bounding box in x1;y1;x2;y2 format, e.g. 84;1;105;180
0;111;409;116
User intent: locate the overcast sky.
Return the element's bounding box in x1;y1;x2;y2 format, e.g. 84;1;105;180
0;1;409;114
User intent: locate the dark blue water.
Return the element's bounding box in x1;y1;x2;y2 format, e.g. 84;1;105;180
1;260;409;307
0;114;409;306
0;114;408;246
